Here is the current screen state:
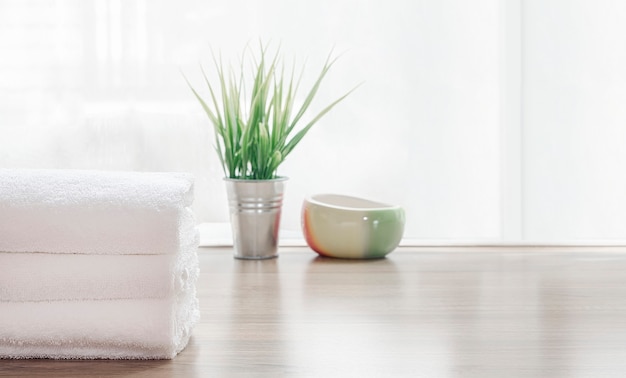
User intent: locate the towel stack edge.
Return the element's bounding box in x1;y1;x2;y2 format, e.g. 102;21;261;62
0;235;200;302
0;289;200;360
0;169;200;360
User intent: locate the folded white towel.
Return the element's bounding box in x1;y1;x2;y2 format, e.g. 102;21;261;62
0;289;200;359
0;242;199;302
0;169;196;255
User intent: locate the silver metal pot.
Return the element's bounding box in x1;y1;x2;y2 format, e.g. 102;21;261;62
224;177;287;259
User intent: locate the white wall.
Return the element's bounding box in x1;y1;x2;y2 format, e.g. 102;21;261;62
2;0;625;243
523;0;626;241
0;0;502;242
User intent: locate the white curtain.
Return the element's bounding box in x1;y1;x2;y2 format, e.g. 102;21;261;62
1;0;625;244
523;0;626;242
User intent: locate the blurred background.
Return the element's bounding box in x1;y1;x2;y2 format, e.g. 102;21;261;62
2;0;626;244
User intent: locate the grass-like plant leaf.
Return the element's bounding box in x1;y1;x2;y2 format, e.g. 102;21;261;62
185;43;356;180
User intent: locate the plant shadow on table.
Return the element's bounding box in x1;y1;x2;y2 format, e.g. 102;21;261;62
222;258;289;373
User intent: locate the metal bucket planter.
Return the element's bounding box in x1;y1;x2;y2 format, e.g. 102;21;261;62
224;178;287;259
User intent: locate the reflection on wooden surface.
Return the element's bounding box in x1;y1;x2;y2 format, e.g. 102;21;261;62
3;247;626;377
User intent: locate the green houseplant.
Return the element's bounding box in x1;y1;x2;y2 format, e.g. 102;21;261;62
186;44;356;259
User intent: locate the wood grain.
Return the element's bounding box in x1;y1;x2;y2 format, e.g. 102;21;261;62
3;246;626;377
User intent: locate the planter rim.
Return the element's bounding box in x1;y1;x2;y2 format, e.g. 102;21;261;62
223;176;288;183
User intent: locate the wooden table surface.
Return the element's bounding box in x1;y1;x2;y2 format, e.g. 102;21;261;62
3;246;626;377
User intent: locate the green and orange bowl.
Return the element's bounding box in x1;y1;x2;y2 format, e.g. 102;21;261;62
301;194;405;259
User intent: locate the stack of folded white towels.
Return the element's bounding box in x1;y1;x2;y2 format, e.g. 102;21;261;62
0;169;200;359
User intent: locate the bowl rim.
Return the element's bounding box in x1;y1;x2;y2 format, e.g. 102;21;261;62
304;194;402;212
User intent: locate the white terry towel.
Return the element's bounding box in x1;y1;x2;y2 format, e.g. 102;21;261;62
0;244;199;302
0;289;200;359
0;169;195;255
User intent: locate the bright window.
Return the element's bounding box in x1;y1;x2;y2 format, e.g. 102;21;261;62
1;0;625;245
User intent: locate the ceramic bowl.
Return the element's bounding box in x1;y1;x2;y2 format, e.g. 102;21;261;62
301;194;405;259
